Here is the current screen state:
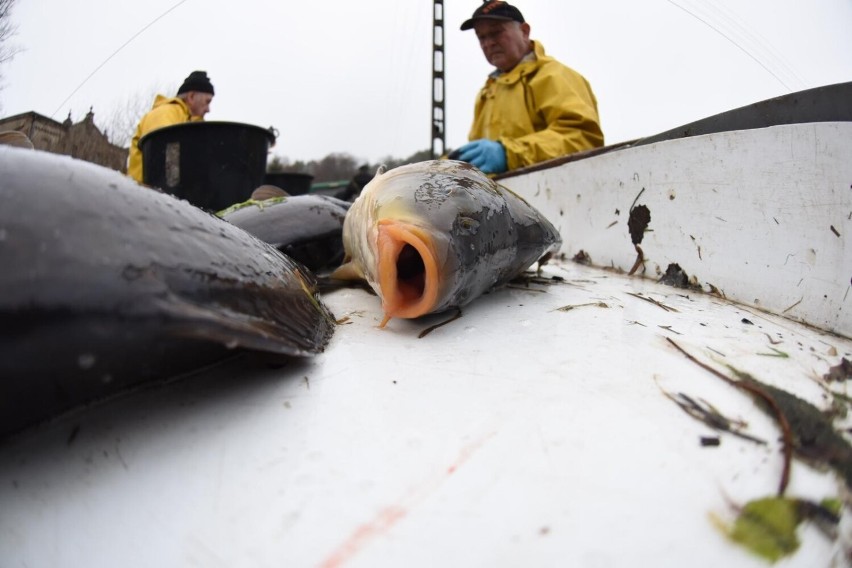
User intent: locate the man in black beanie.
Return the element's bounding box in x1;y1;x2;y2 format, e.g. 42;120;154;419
127;71;215;183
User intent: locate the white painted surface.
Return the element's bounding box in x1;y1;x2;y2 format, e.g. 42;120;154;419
500;122;852;337
2;261;851;567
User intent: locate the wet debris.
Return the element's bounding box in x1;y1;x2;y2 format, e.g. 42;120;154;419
572;250;591;265
554;302;609;312
418;308;463;338
763;333;784;346
700;436;721;447
716;496;841;563
736;371;852;490
658;263;691;288
824;358;852;382
626;292;679;313
706;283;726;298
666;339;851;563
782;296;803;314
669;338;852;493
757;347;789;358
507;272;565;289
627;204;651;245
660;390;766;445
628;244;644;276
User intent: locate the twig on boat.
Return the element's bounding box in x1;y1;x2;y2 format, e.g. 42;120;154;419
658;325;682;335
665;337;793;496
506;284;547;293
626;292;679;313
763;332;783;345
629;187;646;212
628;244;644;276
757;347;789;358
660;390;767;445
553;302;609;312
509;273;565;288
705;283;725;298
782;296;803;313
418;308;463;338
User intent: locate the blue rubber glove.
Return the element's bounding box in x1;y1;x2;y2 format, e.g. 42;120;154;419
454;139;507;174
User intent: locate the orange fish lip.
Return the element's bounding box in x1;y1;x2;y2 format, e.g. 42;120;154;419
376;219;440;324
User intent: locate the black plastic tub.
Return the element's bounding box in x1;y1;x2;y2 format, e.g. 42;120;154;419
264;172;314;195
140;121;276;211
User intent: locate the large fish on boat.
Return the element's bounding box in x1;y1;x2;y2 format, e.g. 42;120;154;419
219;194;350;273
0;147;336;436
332;160;561;326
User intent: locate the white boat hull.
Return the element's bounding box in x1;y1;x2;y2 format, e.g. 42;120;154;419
1;106;851;566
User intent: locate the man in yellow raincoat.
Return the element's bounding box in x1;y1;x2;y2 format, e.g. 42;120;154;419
455;2;603;174
126;71;215;183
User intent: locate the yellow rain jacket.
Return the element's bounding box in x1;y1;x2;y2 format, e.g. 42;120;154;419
127;95;202;183
468;41;604;171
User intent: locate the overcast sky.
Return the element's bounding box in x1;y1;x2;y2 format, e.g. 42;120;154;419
2;0;851;164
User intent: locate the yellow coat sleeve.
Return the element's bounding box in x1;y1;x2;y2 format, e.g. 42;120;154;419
127;96;194;183
501;63;604;170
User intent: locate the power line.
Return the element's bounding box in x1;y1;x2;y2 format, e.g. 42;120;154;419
51;0;189;118
666;0;797;92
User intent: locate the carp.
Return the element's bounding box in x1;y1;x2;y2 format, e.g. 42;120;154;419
219;194;350;273
0;147;336;436
332;160;561;327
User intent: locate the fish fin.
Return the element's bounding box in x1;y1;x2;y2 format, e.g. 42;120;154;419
330;260;364;281
379;314;392;328
251;184;289;201
155;292;334;357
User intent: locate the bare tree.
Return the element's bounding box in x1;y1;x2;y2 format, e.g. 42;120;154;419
96;82;176;148
0;0;20;108
309;152;360;182
266;147;432;182
267;154;291;172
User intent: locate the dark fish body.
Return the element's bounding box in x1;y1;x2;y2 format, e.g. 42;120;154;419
0;148;335;436
219;195;350;272
332;160;561;325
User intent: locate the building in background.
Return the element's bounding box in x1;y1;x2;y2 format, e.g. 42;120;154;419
0;109;127;172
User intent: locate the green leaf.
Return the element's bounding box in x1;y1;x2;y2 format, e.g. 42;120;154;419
729;497;800;562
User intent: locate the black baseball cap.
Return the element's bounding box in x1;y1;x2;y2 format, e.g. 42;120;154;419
460;1;525;31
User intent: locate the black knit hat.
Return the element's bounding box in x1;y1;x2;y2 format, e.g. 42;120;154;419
177;71;215;95
460;1;525;31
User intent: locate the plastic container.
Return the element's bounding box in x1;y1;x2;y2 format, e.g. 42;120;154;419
264;172;314;195
140;121;276;211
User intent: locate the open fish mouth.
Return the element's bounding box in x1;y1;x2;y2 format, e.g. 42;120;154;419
376;220;440;325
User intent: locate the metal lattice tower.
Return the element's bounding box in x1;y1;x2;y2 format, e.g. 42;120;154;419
431;0;445;159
